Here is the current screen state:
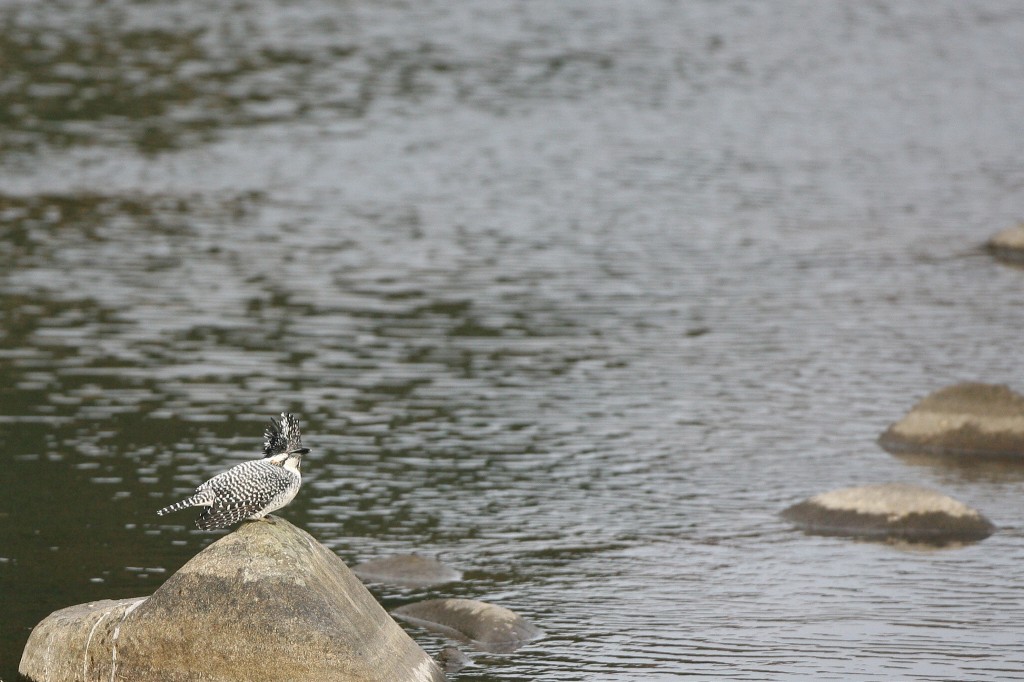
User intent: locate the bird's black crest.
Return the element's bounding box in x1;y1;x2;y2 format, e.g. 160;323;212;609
263;413;302;456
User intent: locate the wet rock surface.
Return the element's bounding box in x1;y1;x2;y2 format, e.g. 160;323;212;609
878;383;1024;461
393;598;544;654
435;646;473;675
19;518;444;682
986;225;1024;266
781;483;995;545
353;554;463;588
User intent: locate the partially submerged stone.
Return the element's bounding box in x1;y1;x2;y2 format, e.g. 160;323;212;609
435;646;472;674
878;383;1024;461
393;598;544;653
354;554;463;588
986;224;1024;266
781;483;995;544
20;518;444;682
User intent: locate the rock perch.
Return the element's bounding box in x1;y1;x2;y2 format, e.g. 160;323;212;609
19;518;445;682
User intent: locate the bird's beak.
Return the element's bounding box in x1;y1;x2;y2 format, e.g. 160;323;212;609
292;448;310;456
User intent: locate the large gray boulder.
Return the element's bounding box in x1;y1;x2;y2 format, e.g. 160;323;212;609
878;382;1024;461
19;518;445;682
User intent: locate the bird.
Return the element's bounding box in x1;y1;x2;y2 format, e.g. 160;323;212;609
157;413;310;530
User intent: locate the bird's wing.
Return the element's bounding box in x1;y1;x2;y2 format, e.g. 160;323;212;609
194;460;292;530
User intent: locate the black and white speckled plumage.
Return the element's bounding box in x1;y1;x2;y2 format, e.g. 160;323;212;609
157;413;308;530
264;413;303;457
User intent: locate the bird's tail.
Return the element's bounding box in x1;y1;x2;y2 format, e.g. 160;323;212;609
156;489;216;516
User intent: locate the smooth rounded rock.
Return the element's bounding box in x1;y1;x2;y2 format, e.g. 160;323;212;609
781;483;995;544
353;554;463;588
986;224;1024;266
393;598;544;653
19;518;444;682
878;383;1024;461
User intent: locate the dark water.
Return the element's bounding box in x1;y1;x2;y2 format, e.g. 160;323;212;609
2;1;1024;680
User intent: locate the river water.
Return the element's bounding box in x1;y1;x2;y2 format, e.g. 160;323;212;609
2;2;1024;680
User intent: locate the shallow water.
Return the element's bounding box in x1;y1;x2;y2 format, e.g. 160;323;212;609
2;1;1024;680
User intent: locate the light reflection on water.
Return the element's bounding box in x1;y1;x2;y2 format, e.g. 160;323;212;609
3;1;1024;680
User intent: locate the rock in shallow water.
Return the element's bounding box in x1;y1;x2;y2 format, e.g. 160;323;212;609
393;598;544;653
435;646;473;674
878;382;1024;462
781;483;995;544
353;554;463;588
19;518;444;682
986;224;1024;266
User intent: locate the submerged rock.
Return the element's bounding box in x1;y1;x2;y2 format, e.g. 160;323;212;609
878;383;1024;461
19;518;444;682
435;646;472;674
393;598;544;653
781;483;995;544
354;554;463;588
986;224;1024;266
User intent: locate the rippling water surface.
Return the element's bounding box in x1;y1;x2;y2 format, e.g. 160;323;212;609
2;2;1024;680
